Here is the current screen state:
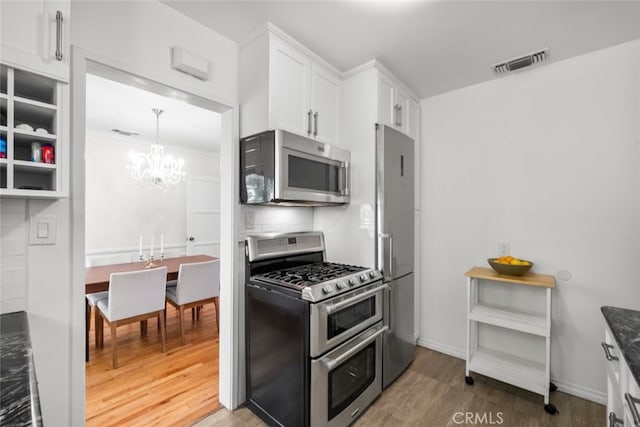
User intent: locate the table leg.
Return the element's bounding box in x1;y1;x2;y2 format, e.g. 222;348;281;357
85;299;90;362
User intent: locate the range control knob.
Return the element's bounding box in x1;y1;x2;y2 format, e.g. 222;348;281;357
336;281;346;290
360;274;368;282
349;278;358;286
369;271;377;279
322;285;333;295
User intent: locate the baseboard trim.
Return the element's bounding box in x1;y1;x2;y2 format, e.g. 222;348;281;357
416;338;606;405
417;338;466;360
549;379;606;405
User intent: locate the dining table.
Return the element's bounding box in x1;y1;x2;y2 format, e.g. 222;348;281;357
85;254;218;361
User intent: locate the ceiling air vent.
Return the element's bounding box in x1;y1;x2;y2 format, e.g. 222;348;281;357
111;129;139;137
492;48;548;74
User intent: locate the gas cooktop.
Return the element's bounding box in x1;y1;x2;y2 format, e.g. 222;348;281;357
252;261;382;302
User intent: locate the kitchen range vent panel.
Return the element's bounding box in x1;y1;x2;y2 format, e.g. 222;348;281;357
493;49;548;74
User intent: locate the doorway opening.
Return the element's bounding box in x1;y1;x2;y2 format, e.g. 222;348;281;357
81;61;226;425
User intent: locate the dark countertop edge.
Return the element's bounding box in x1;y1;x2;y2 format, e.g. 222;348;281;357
0;311;43;426
601;305;640;389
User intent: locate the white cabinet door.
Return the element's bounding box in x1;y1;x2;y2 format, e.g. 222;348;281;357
407;97;420;142
269;36;311;137
310;62;341;144
377;72;395;128
0;0;69;82
395;85;411;134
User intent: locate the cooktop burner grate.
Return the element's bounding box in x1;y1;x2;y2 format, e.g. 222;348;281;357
254;262;367;290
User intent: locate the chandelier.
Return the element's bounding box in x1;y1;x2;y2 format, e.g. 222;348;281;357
127;108;185;190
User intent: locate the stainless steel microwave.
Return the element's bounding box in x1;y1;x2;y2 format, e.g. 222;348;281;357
240;130;350;206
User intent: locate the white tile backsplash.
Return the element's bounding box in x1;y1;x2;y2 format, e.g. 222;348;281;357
237;205;314;241
0;199;27;313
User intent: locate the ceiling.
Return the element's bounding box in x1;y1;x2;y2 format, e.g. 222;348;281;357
85;73;221;153
163;0;640;99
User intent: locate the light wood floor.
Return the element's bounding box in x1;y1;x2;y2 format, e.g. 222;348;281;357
195;346;605;427
85;304;220;426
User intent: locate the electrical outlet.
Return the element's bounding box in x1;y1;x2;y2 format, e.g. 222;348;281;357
497;241;510;256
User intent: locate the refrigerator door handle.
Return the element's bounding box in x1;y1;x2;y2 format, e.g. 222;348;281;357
385;286;393;333
378;232;393;281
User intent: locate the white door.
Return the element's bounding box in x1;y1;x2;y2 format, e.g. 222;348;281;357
186;176;220;256
310;62;341;144
0;0;69;81
269;35;311;137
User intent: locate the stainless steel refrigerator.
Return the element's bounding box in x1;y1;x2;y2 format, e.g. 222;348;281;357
375;124;415;389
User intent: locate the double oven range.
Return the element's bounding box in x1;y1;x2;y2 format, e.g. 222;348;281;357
245;232;387;427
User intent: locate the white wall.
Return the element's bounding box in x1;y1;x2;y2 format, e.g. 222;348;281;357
419;38;640;402
85;131;220;262
0;2;240;426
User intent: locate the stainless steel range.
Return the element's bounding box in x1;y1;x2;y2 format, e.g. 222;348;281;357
245;231;387;427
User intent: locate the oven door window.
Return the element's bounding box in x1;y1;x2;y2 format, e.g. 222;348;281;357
288;154;341;194
327;296;376;340
328;342;376;421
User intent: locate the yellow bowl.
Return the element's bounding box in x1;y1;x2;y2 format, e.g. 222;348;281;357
487;258;533;276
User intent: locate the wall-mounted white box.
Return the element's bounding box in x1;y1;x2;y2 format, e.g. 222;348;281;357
171;46;210;81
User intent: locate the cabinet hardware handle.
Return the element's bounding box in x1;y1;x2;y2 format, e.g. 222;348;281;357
55;11;63;61
601;342;619;361
307;110;313;136
393;104;398;126
313;112;318;137
398;105;403;127
609;412;623;427
626;393;640;426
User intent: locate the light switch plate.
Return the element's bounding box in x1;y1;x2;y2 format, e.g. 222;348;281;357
245;211;255;230
30;215;56;245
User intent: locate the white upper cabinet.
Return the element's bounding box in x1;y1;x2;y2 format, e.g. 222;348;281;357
377;73;395;129
240;24;342;145
377;69;419;141
310;63;341;144
0;0;70;82
269;36;311;137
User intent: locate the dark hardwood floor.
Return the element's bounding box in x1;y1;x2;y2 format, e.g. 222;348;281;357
195;346;604;426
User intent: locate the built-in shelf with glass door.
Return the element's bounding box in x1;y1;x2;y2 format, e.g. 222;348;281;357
0;63;64;197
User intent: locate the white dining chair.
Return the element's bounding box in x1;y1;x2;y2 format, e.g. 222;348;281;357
95;266;168;368
166;260;220;345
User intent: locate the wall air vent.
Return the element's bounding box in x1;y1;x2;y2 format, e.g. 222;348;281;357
492;48;548;74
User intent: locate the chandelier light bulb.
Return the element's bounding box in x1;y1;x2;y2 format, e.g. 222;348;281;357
126;108;185;190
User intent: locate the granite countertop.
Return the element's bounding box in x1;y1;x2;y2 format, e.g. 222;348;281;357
0;311;42;426
602;306;640;388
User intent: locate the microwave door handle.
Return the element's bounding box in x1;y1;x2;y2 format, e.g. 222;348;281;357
340;162;350;196
322;325;389;370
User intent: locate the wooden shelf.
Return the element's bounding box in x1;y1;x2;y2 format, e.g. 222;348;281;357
465;266;555;288
469;303;548;337
468;348;547;395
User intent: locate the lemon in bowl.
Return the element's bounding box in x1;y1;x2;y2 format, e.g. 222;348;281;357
487;256;533;276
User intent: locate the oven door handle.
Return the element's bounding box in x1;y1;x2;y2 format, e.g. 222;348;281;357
324;284;389;315
322;325;389;370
